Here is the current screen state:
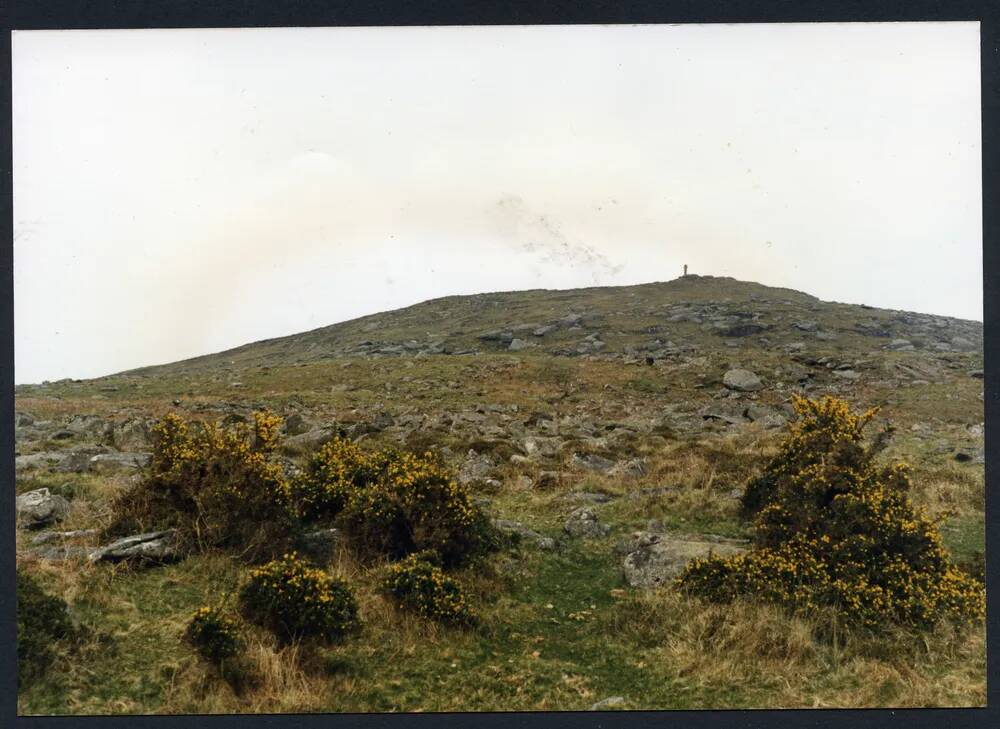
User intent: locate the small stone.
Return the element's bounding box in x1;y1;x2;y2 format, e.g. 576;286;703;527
16;488;71;529
31;529;97;545
571;453;616;473
508;338;530;351
590;696;626;711
284;413;313;436
832;369;860;381
564;507;610;539
458;449;495;485
564;491;615;504
722;369;764;392
492;519;556;550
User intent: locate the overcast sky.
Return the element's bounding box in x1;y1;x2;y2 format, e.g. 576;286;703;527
13;22;982;384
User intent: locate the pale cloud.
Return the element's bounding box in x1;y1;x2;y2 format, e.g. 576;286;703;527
13;22;981;383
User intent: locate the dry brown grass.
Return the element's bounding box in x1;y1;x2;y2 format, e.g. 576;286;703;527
606;589;985;708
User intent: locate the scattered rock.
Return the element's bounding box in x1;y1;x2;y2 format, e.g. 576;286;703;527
283;413;314;436
284;427;339;451
30;529;97;545
89;529;179;563
88;452;151;473
523;437;560;458
16;488;71;529
492;519;556;550
296;528;342;560
15;452;69;472
564;491;616;504
508;338;530;351
111;418;153;450
571;453;615;474
458;449;495;485
832;369;861;381
719;324;768;338
954;448;985;464
886;339;914;351
29;545;95;562
614;530;663;556
759;414;788;429
478;330;514;344
623;537;747;588
722;369;764;392
969;369;984;379
564;507;610;539
590;696;626;711
610;458;647;478
65;414;109;437
513;475;533;490
699;402;747;426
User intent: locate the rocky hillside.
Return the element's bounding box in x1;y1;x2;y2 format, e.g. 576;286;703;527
15;274;985;478
79;274;981;377
13;274;986;712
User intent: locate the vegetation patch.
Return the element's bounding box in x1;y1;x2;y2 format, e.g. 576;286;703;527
185;606;243;663
295;439;501;566
678;396;985;630
238;553;360;644
381;552;477;626
106;412;296;561
17;569;77;688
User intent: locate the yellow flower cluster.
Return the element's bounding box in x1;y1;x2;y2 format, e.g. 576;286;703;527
184;605;242;663
239;552;360;643
679;395;985;630
113;410;295;558
294;439;493;566
381;553;476;626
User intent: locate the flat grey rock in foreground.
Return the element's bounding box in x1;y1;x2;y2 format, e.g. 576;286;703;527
88;452;151;473
623;535;747;588
89;529;179;563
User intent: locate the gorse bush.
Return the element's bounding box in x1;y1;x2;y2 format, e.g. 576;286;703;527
17;569;76;688
108;411;295;560
677;395;985;631
238;553;360;644
185;607;243;663
294;438;386;521
381;552;477;626
294;439;500;566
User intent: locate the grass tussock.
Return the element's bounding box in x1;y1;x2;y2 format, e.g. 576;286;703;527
607;589;985;708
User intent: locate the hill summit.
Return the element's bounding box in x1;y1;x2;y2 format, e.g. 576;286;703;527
113;275;981;378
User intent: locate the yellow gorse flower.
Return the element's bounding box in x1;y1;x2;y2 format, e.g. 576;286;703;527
678;395;984;630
